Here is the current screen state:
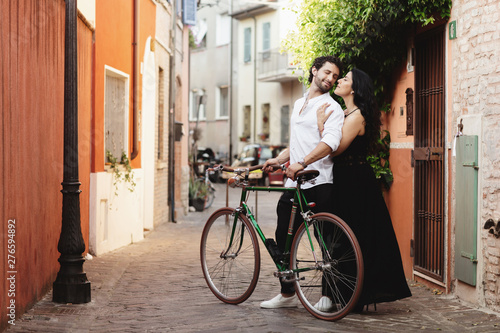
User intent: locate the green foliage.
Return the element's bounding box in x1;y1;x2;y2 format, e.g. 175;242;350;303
282;0;452;104
366;130;393;190
189;177;208;200
188;29;197;49
282;0;451;189
106;151;136;195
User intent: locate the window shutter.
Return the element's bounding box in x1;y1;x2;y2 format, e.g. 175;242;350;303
244;27;251;63
263;22;270;59
455;135;478;286
280;105;289;144
263;22;270;50
183;0;197;26
105;75;127;159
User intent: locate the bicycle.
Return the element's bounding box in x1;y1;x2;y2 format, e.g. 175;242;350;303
190;167;216;211
200;168;216;209
200;164;364;321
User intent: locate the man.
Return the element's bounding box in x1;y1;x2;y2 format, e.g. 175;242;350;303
260;55;344;309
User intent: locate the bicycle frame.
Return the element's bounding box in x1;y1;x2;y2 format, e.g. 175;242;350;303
202;165;364;320
226;182;316;273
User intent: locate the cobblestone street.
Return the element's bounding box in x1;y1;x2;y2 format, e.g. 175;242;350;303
6;184;500;332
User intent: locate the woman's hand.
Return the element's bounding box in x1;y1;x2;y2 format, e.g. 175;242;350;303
316;103;333;135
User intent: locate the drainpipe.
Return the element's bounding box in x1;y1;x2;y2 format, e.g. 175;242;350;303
131;0;140;160
252;16;257;143
169;0;177;222
228;1;233;164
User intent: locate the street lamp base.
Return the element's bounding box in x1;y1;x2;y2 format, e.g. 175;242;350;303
53;279;91;304
53;255;91;304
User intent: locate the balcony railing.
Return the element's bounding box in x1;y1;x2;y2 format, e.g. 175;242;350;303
257;49;302;82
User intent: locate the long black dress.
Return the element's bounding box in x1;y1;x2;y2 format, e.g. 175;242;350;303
332;134;412;308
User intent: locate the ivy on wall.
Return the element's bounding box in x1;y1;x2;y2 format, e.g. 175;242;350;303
283;0;452;103
282;0;452;188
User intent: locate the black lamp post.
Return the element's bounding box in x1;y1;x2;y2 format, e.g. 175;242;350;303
52;0;91;304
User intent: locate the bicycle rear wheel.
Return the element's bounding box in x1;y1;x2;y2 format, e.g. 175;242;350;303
200;208;261;304
291;213;363;321
204;185;215;209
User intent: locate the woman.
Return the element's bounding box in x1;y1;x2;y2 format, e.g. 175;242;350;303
316;68;411;312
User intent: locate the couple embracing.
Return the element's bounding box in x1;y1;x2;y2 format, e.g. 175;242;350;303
261;56;412;312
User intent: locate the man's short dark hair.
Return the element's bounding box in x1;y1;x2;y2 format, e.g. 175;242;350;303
308;56;343;84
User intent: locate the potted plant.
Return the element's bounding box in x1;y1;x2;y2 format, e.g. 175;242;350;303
189;177;209;212
106;150;136;196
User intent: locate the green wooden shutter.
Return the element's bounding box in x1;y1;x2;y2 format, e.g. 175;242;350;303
455;135;478;286
262;22;270;59
244;27;251;63
263;22;270;49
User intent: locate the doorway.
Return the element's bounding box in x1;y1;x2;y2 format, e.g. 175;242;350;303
413;26;446;282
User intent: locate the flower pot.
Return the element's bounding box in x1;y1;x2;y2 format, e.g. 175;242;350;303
192;197;206;212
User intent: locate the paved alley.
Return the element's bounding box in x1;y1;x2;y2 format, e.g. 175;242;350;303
5;183;500;333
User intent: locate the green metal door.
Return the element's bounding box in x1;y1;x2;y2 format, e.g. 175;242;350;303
455;135;478;286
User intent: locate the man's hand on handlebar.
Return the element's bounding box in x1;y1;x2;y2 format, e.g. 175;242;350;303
262;158;281;173
286;162;305;181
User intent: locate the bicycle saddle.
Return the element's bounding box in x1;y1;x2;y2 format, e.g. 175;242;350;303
296;169;319;182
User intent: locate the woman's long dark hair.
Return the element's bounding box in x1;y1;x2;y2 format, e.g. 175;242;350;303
351;68;381;155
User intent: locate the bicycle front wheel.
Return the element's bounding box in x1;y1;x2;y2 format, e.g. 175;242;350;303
291;213;363;321
200;208;261;304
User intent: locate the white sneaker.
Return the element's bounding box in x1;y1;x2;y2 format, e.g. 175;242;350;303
314;296;335;311
260;294;298;309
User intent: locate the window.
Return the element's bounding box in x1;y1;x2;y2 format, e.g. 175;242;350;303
182;0;197;26
280;105;290;144
189;89;206;121
262;22;271;59
216;86;229;119
104;66;129;162
216;13;230;46
189;90;196;120
190;19;207;49
262;103;270;136
244;27;251;63
176;0;182;17
243;105;251;138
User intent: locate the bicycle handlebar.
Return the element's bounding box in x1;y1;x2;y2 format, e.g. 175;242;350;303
209;164;265;174
209;164;319;183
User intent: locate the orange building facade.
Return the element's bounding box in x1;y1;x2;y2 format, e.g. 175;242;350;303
2;0;192;329
88;0;191;254
89;0;158;255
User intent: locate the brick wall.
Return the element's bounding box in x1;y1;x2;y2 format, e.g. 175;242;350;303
451;0;500;311
153;4;173;226
153;62;171;226
154;49;171;226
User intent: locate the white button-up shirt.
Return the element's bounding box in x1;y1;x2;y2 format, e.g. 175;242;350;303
285;91;344;189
